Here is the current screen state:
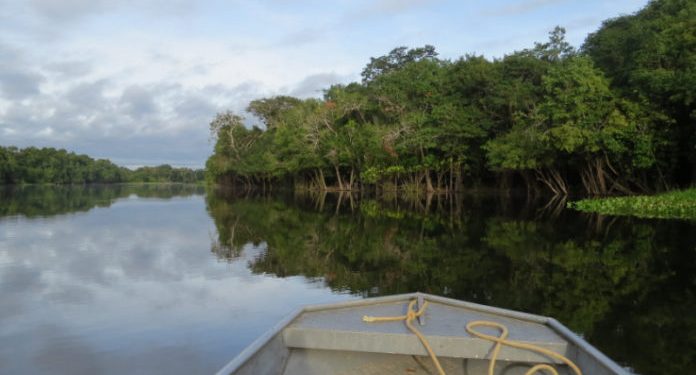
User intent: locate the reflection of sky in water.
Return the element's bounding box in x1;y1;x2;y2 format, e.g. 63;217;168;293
0;194;355;374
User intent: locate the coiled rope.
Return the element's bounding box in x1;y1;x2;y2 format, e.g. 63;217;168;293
363;299;445;375
362;299;582;375
466;320;582;375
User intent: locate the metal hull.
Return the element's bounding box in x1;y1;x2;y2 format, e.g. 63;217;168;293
217;293;629;375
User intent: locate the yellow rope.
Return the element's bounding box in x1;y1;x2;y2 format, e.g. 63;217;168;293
362;299;583;375
363;299;446;375
465;320;582;375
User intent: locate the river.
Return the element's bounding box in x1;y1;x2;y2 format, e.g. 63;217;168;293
0;184;693;374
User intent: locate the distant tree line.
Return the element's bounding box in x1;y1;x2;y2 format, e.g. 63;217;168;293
207;0;695;196
128;164;205;184
0;146;204;184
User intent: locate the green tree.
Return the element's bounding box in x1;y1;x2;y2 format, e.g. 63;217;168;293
361;45;438;83
584;0;696;185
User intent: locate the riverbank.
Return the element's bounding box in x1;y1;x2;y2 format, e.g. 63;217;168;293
568;188;696;220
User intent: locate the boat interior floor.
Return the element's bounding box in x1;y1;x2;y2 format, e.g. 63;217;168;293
282;348;574;375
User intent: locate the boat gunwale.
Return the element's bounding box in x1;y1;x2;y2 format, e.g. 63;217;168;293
215;306;304;375
215;292;630;375
547;318;629;375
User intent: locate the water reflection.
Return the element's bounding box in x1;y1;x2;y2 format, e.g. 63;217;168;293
207;189;696;375
0;185;354;375
0;184;205;219
1;186;693;375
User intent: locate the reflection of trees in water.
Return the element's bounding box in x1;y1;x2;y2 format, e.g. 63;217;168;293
206;189;696;375
0;184;204;218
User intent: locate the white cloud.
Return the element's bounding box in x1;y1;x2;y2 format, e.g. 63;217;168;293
483;0;568;16
36;126;54;138
0;43;45;99
27;0;195;23
370;0;441;14
288;72;352;98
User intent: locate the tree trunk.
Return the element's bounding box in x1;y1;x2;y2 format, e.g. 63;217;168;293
535;168;567;196
334;165;344;190
581;158;634;196
549;168;568;195
335;192;343;215
455;165;463;192
449;159;454;193
316;168;327;191
349;167;355;191
595;158;607;194
522;171;534;198
424;169;434;192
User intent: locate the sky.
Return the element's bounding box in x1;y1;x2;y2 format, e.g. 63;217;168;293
0;0;649;168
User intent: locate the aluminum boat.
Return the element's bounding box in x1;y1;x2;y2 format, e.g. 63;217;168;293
216;292;629;375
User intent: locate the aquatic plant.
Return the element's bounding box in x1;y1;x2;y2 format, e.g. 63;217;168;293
568;189;696;220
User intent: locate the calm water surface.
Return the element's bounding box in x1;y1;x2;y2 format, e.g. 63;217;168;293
0;185;694;374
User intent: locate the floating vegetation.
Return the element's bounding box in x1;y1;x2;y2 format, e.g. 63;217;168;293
568;189;696;220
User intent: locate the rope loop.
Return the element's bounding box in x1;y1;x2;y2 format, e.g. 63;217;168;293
363;299;445;375
465;320;582;375
363;298;583;375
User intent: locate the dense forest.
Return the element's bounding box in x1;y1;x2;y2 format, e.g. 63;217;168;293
206;0;695;196
0;146;204;184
